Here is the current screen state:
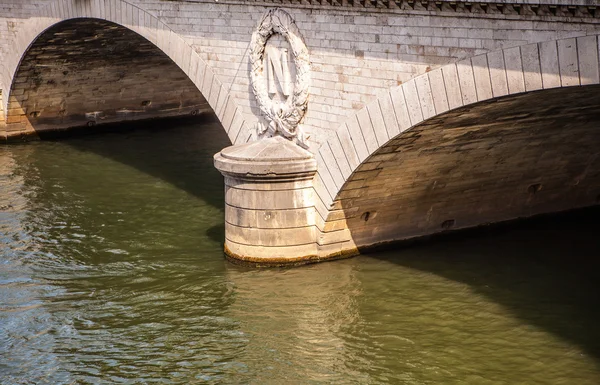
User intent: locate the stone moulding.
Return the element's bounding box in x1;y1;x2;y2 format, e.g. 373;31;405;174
200;0;600;19
215;137;317;180
250;8;310;148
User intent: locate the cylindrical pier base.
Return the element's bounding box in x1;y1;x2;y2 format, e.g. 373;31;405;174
214;136;319;265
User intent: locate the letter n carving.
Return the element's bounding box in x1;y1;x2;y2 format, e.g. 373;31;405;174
265;45;293;98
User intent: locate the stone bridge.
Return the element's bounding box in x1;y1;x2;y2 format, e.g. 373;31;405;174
2;0;600;264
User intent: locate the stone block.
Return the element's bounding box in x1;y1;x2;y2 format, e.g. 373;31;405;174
225;240;318;261
49;2;58;19
427;68;449;115
389;86;412;133
337;123;361;171
92;0;105;20
317;228;353;246
316;159;340;197
225;222;316;247
215;85;229;119
227;108;245;143
316;151;344;190
367;100;390;147
313;191;330;225
557;38;579;87
415;73;435;119
504;46;526;94
226;205;317;229
201;69;215;103
356;106;379;154
319;137;351;181
221;102;236;134
124;2;134;30
313;171;334;204
578;35;599;85
441;64;463;110
328;135;353;179
402;79;423;126
521;43;543;91
114;0;123;25
471;54;493;101
155;24;170;54
487;50;509;98
539;40;561;89
106;0;115;22
193;55;207;94
346;116;369;163
234;126;252;145
378;92;400;139
456;58;477;105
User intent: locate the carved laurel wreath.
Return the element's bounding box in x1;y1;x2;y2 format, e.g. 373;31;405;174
250;8;310;147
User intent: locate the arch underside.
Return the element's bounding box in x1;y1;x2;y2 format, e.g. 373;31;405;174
4;18;210;138
331;86;600;248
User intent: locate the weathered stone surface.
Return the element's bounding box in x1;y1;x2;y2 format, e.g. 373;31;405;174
3;19;210;139
326;86;600;250
214;136;322;264
216;135;316;176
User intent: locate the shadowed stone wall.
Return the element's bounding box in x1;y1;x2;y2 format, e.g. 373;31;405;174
5;18;209;138
330;86;600;249
0;90;4;124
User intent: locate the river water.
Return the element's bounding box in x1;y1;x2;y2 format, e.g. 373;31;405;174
1;118;599;384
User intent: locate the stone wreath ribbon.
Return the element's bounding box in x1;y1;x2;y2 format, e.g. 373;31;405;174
250;8;310;148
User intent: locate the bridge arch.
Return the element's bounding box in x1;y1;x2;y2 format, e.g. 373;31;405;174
1;0;251;142
314;34;600;252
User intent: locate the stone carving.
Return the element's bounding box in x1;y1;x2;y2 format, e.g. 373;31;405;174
250;8;310;148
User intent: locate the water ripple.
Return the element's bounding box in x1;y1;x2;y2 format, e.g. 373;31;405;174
1;123;600;383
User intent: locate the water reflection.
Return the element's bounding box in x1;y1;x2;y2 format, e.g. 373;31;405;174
224;262;365;383
1;120;599;383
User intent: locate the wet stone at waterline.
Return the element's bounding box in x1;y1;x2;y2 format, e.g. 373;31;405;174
1;120;600;383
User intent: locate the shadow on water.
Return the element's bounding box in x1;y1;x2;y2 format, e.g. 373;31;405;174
369;205;600;361
9;118;600;368
39;114;232;211
206;223;226;244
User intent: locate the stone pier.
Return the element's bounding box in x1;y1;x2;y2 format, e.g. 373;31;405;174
214;136;321;265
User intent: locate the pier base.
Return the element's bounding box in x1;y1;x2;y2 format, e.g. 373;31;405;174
214;136;319;265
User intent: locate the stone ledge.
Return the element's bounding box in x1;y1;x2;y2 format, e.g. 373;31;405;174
194;0;600;20
215;136;317;178
224;243;359;267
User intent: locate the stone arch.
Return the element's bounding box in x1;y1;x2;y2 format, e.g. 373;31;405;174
1;0;251;142
312;34;600;255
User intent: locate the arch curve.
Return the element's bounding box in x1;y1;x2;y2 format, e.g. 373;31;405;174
316;34;600;209
1;0;252;142
313;34;600;254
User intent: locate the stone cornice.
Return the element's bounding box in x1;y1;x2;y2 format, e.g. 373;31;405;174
190;0;600;19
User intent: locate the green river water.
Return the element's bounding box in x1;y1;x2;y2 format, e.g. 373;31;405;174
1;118;600;384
